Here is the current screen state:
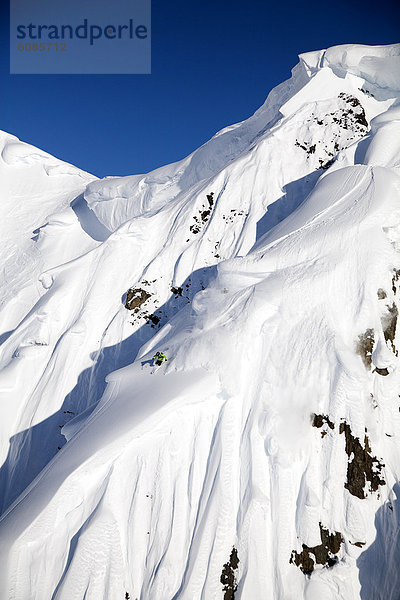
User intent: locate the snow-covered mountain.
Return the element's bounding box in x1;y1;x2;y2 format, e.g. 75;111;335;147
0;43;400;600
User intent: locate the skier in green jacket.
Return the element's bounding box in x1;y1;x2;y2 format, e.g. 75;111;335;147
153;351;167;366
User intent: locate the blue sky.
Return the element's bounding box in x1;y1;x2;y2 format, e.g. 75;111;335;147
0;0;398;178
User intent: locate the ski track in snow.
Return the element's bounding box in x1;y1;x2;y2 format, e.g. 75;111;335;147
0;43;400;600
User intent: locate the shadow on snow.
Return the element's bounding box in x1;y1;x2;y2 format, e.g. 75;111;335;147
0;266;216;516
0;169;323;515
357;482;400;600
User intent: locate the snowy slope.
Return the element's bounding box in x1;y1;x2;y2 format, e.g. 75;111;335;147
0;132;97;333
0;43;400;600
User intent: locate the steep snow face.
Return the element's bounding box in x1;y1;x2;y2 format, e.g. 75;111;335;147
0;43;400;600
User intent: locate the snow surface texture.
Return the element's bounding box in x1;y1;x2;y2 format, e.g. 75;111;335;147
0;43;400;600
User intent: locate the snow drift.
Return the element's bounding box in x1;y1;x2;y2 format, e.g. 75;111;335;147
0;43;400;600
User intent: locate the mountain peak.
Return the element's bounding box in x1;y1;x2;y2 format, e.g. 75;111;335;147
0;43;399;600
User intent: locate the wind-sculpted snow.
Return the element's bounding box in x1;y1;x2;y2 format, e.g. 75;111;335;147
0;44;400;600
321;43;400;91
